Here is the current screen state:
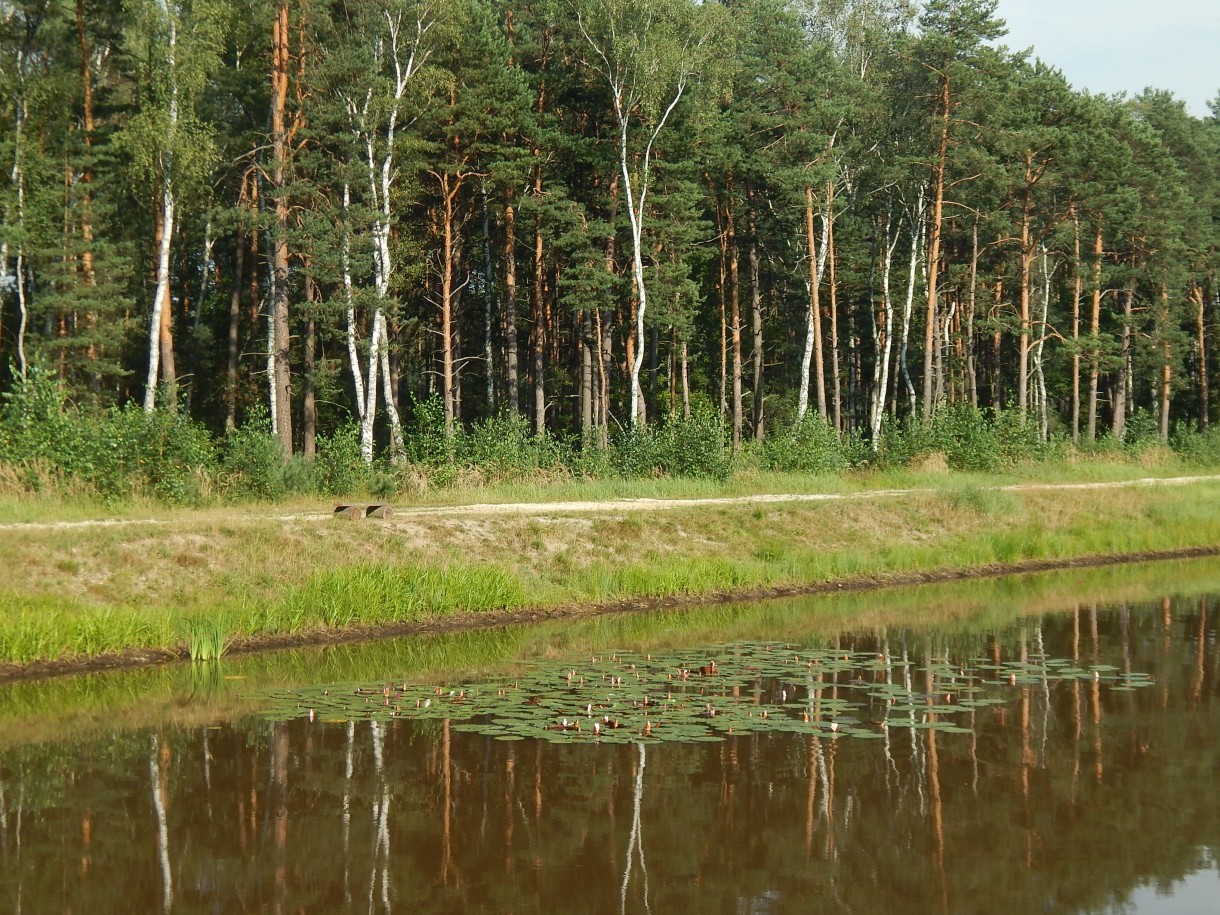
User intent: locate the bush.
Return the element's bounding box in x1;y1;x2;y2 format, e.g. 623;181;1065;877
404;395;453;466
759;415;861;474
615;408;731;480
314;422;368;496
456;412;567;481
92;406;217;504
876;406;1052;472
220;415;297;501
1171;425;1220;467
0;369;217;504
0;364;79;469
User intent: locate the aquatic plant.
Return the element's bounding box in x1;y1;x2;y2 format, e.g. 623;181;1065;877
184;617;230;662
256;640;1153;744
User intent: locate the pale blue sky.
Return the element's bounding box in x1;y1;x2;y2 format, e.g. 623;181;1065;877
994;0;1218;117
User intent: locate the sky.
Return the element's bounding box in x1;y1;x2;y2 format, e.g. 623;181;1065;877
993;0;1219;117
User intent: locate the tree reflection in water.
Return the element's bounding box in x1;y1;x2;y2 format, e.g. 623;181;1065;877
0;591;1217;914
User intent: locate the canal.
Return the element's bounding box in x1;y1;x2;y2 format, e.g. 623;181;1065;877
1;559;1218;914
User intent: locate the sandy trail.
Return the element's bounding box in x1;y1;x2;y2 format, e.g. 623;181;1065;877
1;473;1216;531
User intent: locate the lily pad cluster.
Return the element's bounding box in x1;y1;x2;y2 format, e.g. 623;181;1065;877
255;641;1154;744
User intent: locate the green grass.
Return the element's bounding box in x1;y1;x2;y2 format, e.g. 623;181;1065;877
1;471;1220;668
183;616;231;661
3;554;1220;750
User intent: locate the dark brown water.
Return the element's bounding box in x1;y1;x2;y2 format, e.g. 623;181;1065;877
1;568;1218;914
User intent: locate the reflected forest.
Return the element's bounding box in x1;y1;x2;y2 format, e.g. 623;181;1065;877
1;0;1219;469
1;593;1217;913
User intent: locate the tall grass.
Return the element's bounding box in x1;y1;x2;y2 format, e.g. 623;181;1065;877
183;616;231;661
4;478;1220;668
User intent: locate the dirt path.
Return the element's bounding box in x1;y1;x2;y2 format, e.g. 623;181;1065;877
365;473;1220;520
1;473;1218;532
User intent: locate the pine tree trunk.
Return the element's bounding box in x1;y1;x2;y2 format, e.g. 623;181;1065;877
481;184;496;414
681;339;690;418
303;276;318;460
1017;161;1033;419
1071;209;1082;442
441;175;458;436
716;202;728;418
1113;282;1133;440
827;184;841;432
1159;285;1171;442
1193;283;1208;432
270;1;293;452
727;196;743;451
75;0;97;365
532;175;546;434
966;221;978;407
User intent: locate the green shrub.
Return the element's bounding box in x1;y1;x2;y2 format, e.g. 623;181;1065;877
1171;425;1220;467
314;422;367;496
220;416;295;501
875;406;1052;472
0;364;79;469
759;415;861;474
615;408;731;480
0;369;216;504
93;406;217;504
405;395;453;466
456;412;566;480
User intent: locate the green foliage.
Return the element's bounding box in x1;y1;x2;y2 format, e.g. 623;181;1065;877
0;367;216;504
405;395;454;466
183;616;230;662
456;413;567;480
0;365;79;470
616;408;731;480
759;416;866;474
1170;426;1220;467
219;415;297;501
877;406;1052;472
313;423;369;496
89;406;217;504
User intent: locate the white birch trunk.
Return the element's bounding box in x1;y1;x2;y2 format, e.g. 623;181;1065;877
577;12;692;428
1034;244;1052;441
144;11;178;412
360;310;380;463
9;81;29;380
378;316;403;457
797;214;831;423
341;183;367;421
149;735;173;913
898;192;925;418
15;248;28;380
344;8;433;462
266;219;278;433
870;211;900;446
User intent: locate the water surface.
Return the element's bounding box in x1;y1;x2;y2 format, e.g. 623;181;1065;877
1;560;1218;914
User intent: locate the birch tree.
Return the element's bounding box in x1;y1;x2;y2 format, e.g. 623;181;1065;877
328;0;444;461
575;0;726;426
120;0;223;413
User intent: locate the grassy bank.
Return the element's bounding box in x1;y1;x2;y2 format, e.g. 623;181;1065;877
1;470;1219;672
4;555;1220;748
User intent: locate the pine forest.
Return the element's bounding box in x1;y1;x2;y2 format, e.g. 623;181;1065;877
1;0;1218;500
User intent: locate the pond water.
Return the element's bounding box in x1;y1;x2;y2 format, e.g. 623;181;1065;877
1;560;1218;914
